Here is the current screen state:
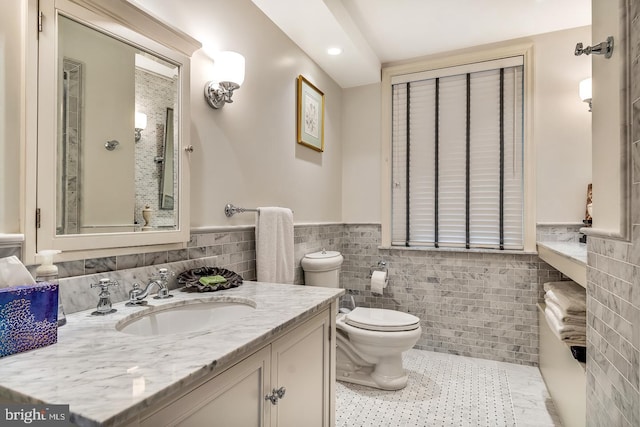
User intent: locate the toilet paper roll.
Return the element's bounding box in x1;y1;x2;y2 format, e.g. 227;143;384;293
370;270;387;295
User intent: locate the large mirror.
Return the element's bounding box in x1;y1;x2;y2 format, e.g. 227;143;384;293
28;0;200;261
57;15;179;235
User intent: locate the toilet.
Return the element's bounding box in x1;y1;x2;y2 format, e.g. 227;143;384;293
301;250;422;390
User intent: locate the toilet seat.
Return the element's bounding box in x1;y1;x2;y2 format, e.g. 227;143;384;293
344;307;420;332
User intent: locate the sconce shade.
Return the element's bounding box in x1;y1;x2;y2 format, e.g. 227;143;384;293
579;78;592;112
134;112;147;142
579;78;592;102
135;112;147;130
205;51;245;109
213;51;245;87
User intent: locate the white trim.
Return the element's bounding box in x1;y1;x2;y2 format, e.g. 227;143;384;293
66;0;201;56
190;225;255;233
380;42;535;251
0;234;25;244
190;222;347;234
378;245;537;256
25;0;196;264
391;56;524;84
536;222;584;226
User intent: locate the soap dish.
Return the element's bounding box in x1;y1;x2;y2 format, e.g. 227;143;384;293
177;267;243;292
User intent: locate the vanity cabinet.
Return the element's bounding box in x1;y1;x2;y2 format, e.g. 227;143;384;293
537;303;585;427
137;308;333;427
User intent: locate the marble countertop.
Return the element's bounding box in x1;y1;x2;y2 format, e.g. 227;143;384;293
536;241;587;265
0;282;343;426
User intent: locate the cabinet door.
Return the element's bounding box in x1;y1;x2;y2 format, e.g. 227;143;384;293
141;346;271;427
270;311;330;427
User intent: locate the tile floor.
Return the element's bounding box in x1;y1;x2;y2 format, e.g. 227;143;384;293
336;349;561;427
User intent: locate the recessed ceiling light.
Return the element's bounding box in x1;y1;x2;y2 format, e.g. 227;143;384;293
327;47;343;56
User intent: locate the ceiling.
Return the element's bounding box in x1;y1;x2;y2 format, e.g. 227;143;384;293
251;0;592;88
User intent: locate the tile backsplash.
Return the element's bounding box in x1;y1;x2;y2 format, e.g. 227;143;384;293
536;223;584;242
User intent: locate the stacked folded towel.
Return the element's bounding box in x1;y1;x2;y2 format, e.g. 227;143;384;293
543;281;586;346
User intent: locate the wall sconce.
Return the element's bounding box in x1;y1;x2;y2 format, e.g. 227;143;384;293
579;78;592;112
204;51;245;109
135;112;147;142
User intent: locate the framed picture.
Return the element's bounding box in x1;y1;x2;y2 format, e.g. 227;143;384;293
297;75;324;152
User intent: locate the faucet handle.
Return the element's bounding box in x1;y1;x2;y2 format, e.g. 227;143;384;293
90;278;118;315
157;268;174;281
91;278;119;291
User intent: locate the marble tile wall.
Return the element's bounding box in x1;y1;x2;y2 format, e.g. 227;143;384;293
293;223;344;284
5;223;566;366
134;69;177;228
586;235;639;427
59;256;219;314
536;223;584;242
340;224;558;366
585;0;640;424
0;244;21;260
61;59;82;235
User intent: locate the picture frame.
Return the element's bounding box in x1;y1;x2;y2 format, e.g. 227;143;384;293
296;75;324;152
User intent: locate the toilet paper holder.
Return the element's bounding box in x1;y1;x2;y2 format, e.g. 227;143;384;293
368;260;389;282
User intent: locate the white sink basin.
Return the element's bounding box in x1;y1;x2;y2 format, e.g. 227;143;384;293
116;298;256;336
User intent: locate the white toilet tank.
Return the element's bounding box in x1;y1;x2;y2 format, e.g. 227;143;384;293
301;250;344;288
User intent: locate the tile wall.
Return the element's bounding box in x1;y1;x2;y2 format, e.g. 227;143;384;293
4;222;569;367
134;68;177;228
536;223;584;242
341;224;562;366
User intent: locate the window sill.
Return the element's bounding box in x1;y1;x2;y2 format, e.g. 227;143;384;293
378;245;537;256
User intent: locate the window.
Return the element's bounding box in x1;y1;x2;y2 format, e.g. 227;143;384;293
390;57;525;250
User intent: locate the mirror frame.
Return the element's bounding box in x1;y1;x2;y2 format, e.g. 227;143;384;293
23;0;201;264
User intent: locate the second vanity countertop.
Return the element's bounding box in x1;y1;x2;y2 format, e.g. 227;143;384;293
0;282;344;426
536;241;587;287
536;241;587;265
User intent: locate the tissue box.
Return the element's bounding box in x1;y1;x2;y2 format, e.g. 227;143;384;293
0;283;58;357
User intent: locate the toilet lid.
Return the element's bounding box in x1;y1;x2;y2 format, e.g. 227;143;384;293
345;307;420;332
304;250;341;259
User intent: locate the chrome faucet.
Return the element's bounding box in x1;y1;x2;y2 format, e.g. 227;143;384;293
127;268;174;305
90;278;118;315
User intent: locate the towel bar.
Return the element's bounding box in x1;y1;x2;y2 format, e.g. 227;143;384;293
224;203;293;218
224;204;258;217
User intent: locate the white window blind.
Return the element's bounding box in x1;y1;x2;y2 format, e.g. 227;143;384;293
391;58;524;250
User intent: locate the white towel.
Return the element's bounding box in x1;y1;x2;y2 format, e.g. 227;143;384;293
545;298;586;327
255;207;294;284
543;281;586;315
544;306;586;344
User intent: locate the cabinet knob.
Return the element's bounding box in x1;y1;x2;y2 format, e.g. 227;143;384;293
265;386;286;405
265;391;278;405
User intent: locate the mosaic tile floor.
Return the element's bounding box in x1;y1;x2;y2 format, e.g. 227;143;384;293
336;349;561;427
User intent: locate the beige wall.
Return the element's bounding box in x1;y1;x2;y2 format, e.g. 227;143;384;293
137;0;344;227
341;83;381;222
59;17;136;229
0;0;24;233
0;1;591;232
534;26;592;224
341;26;593;224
